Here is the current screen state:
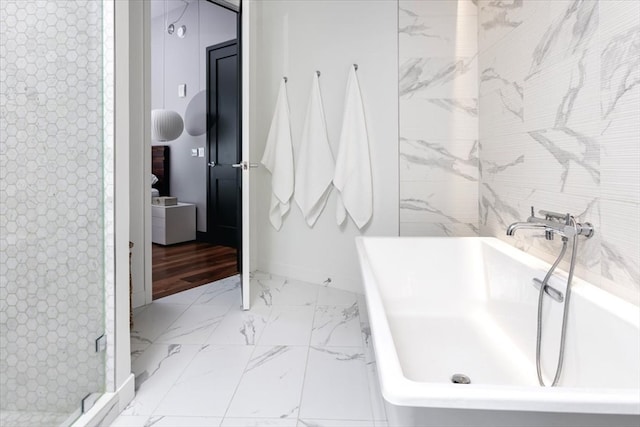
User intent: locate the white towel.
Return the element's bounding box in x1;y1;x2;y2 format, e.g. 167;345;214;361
261;79;294;230
334;67;372;229
294;73;335;227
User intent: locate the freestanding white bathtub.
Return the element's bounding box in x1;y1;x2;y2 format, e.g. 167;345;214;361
355;237;640;427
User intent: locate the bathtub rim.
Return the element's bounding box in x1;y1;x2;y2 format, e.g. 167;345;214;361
355;236;640;415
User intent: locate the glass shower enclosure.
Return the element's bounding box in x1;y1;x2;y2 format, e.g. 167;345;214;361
0;0;107;425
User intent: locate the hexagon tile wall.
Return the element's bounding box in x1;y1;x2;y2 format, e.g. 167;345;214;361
0;0;106;420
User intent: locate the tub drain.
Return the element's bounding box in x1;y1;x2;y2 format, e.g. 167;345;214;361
451;373;470;384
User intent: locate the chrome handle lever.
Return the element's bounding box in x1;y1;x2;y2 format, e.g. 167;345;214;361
232;161;260;170
207;162;216;167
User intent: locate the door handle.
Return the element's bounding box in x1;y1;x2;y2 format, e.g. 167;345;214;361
207;162;216;167
232;161;260;170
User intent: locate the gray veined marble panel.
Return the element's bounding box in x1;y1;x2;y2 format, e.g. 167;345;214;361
225;346;308;419
600;200;640;295
600;24;640;122
400;97;478;141
400;137;479;183
399;0;478;18
528;0;598;78
478;0;524;51
400;178;479;227
154;305;229;345
251;273;319;307
311;304;362;348
259;305;315;346
479;92;525;139
299;347;373;421
193;275;241;308
206;304;271;346
400;56;478;99
153;345;254;417
399;9;478;58
525;128;599;194
123;344;200;416
524;48;601;138
479;181;522;232
400;222;480;237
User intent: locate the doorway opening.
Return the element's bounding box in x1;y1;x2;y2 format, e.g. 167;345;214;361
149;0;241;301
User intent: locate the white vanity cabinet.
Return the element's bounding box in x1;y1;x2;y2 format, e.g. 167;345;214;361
151;203;196;245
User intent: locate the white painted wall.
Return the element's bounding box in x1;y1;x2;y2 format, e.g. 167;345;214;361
254;0;399;293
150;0;236;232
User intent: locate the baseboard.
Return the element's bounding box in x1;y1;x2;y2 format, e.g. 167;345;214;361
196;231;208;242
72;373;135;427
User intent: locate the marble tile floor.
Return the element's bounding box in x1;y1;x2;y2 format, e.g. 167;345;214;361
112;273;388;427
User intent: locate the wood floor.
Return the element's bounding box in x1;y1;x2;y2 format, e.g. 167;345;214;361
152;241;238;300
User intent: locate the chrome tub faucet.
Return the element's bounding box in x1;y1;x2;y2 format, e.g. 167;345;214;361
506;206;594;240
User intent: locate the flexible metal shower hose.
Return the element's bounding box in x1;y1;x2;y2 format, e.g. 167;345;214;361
535;218;579;387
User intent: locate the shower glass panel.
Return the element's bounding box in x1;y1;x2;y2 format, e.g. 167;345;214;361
0;0;106;426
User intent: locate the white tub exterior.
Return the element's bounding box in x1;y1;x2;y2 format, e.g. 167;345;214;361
356;237;640;427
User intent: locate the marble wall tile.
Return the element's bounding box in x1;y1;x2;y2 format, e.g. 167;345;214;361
399;222;479;237
400;178;479;224
400;56;478;99
400;137;478;182
600;200;640;297
478;0;548;53
400;9;477;58
479;0;640;302
528;0;599;76
401;98;478;140
400;0;478;18
399;0;479;238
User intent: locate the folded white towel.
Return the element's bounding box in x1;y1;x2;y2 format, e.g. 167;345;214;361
334;66;372;229
294;73;335;227
261;79;295;230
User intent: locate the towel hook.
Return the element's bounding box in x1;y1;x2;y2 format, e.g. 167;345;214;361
316;70;321;77
283;76;288;83
353;64;358;71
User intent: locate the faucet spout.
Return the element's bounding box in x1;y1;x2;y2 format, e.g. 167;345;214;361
506;221;548;236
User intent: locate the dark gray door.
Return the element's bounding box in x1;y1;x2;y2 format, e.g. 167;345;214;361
207;40;240;249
